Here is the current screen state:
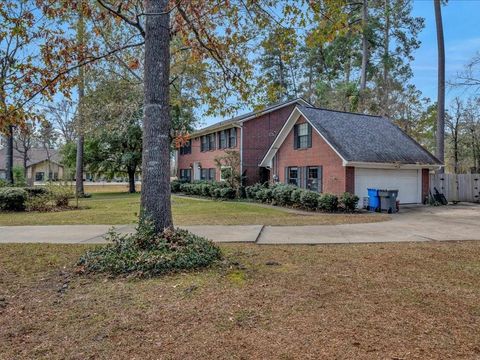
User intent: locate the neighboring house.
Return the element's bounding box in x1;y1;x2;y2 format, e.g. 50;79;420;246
260;106;442;204
176;98;310;185
0;147;65;183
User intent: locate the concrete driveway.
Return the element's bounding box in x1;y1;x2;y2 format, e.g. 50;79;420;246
0;203;479;244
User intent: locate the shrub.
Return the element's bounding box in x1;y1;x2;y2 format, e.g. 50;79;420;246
0;179;10;187
45;183;74;207
257;188;273;203
318;193;339;212
245;183;266;200
25;193;51;212
0;188;27;211
340;192;359;212
300;191;320;210
290;188;304;205
271;184;296;206
212;187;223;199
77;221;222;277
170;179;184;193
219;187;236;200
23;187;48;197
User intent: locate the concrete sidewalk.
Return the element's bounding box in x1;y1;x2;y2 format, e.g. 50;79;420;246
0;204;479;245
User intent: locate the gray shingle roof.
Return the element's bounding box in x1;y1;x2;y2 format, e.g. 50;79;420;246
192;98;310;137
0;147;62;170
298;106;441;165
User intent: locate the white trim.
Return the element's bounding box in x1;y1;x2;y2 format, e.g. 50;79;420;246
240;125;243;176
345;161;442;170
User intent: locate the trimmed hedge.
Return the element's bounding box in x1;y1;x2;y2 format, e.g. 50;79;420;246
0;188;27;211
173;180;359;213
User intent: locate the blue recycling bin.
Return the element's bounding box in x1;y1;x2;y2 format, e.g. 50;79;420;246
367;188;380;212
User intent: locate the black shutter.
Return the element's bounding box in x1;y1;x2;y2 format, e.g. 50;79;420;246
210;168;216;181
307;124;312;148
302;167;307;189
293;124;298;149
284;167;289;185
318;166;323;193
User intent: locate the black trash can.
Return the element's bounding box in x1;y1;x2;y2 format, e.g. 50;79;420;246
378;189;399;213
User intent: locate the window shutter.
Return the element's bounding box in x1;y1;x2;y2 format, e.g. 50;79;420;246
318;166;323;193
307;124;312;148
293;125;298;149
284;167;288;184
302;167;307;188
210;168;216;181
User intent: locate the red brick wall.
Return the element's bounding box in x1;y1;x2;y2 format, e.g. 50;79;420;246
345;166;355;194
421;168;430;203
272;116;347;195
176;130;241;182
242;104;296;184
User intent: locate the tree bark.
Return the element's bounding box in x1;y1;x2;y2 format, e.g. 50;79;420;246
382;0;390;117
75;1;85;195
141;0;172;232
5;125;13;184
360;0;369;91
128;167;136;193
434;0;445;173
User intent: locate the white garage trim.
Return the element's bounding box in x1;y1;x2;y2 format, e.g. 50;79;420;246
345;161;442;171
354;167;422;204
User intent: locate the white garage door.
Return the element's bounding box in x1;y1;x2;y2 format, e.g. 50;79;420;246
354;168;421;204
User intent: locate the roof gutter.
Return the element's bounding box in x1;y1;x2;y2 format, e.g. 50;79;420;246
343;161;443;170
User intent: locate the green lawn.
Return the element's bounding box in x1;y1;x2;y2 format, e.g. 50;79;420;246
1;241;479;359
0;192;387;226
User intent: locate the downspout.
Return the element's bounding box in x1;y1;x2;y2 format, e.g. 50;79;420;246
240;125;243;183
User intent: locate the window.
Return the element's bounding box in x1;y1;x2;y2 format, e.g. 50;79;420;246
179;140;191;155
209;133;216;150
219;130;227;149
200;134;216;152
306;167;320;192
200;168;216;181
228;128;237;148
294;123;312;149
35;172;45;182
287;167;298;186
179;169;192;182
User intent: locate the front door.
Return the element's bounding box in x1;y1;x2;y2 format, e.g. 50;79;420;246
193;162;201;181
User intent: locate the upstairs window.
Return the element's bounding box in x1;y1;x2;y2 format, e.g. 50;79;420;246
208;133;216;150
201;134;216;152
219;130;227;149
294;123;312;149
201;136;207;152
179;140;191;155
229;128;237;148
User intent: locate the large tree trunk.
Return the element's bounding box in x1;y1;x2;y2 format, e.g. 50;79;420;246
382;0;390;117
128;167;136;194
141;0;172;232
434;0;445;173
5;125;13;184
360;0;369;91
75;1;85;196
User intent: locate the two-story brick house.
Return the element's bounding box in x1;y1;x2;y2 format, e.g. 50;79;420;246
176;98;310;185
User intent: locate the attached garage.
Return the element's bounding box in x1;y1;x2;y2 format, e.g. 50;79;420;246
354;168;422;204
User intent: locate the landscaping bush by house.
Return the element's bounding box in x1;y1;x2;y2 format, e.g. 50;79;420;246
78;220;222;277
0;188;27;211
340;192;360;212
173;180;359;213
318;193;339;212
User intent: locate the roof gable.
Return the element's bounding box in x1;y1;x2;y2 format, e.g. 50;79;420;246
260;106;442;168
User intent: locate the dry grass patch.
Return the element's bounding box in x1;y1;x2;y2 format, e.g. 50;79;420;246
1;242;480;359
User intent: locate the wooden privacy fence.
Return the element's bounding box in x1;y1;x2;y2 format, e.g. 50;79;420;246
430;173;480;203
